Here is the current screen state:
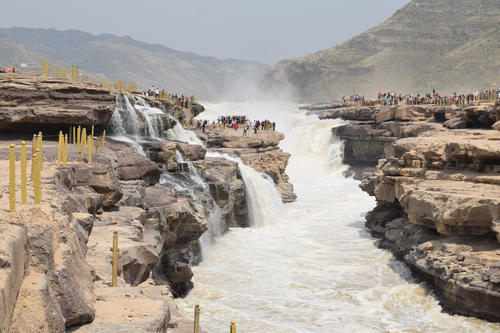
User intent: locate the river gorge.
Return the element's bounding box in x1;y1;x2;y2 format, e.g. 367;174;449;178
176;102;500;332
0;74;499;332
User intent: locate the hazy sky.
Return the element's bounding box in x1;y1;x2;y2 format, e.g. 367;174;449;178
2;0;410;65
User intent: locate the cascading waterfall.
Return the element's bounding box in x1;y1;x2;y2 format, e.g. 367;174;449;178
166;116;204;145
108;94;172;154
172;150;226;246
206;151;285;227
177;102;500;333
135;96;166;138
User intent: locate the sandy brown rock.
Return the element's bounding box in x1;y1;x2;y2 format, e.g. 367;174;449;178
197;128;296;203
116;150;163;185
356;107;500;321
0;73;114;131
0;224;27;333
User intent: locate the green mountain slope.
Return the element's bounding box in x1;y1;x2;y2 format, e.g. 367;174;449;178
0;28;269;99
263;0;500;101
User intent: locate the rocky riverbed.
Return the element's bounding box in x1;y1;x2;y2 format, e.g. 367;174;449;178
305;100;500;321
0;73;293;332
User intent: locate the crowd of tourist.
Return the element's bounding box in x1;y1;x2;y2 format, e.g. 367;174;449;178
144;85;194;107
343;89;500;107
192;115;276;135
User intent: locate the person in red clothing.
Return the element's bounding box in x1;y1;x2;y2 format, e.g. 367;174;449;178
234;123;238;131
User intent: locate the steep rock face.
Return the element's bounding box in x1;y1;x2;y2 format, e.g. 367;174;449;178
317;102;500;178
4;198;96;331
362;131;500;236
358;125;500;320
194;157;248;227
311;99;500;321
0;224;28;333
198;130;297;203
0;73;115;131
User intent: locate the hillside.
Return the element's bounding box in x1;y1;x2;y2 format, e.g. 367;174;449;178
0;28;269;99
263;0;500;102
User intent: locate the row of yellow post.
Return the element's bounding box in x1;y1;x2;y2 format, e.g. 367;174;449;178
70;125;107;166
9;132;44;212
9;127;107;212
193;304;237;333
40;59;139;92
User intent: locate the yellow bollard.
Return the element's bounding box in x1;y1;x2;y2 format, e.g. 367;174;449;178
91;125;94;140
194;304;200;333
88;135;92;165
81;128;87;155
21;141;27;205
112;231;118;287
9;144;15;213
35;148;41;204
63;134;68;166
230;321;236;333
77;126;81;151
73;126;76;145
33;153;39;204
57;131;63;166
101;130;106;153
37;132;43;170
31;134;36;180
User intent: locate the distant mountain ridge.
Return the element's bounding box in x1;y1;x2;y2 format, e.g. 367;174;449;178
0;27;270;99
263;0;500;102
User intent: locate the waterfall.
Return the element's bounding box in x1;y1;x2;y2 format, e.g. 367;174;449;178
159;150;226;247
206;151;285;227
166;117;203;145
108;94;172;154
135;96;166;138
109;102;126;136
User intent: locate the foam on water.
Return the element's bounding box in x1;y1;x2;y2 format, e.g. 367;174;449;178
178;102;500;333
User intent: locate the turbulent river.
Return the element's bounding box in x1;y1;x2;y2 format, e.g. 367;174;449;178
176;102;500;333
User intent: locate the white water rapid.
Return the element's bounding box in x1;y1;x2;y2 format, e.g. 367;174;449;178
177;102;500;333
166;119;204;145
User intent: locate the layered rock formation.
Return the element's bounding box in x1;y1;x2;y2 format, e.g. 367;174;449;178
319;100;500;321
0;73;115;131
197;129;297;203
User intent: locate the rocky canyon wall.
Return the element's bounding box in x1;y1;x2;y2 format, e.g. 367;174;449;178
308;101;500;321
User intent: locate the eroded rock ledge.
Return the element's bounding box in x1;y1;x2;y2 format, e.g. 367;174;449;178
0;73;115;132
308;101;500;321
196;129;297;203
